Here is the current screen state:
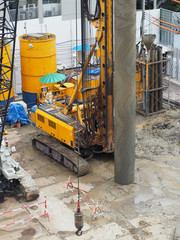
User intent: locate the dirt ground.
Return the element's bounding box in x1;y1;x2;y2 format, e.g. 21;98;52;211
0;109;180;240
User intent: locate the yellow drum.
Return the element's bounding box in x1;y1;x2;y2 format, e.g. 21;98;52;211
0;42;14;105
19;33;57;107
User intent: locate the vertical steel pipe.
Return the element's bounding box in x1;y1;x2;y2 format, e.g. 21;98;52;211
142;48;146;111
150;48;155;113
114;0;136;184
153;0;157;9
157;46;163;110
141;0;145;37
154;47;158;112
145;63;149;114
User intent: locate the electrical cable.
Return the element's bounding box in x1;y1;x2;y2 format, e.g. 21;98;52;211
75;0;80;197
74;1;84;236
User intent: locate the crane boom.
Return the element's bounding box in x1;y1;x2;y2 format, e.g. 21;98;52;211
0;0;19;145
0;1;39;203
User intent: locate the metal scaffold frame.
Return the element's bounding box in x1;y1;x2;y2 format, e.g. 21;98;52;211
0;0;19;145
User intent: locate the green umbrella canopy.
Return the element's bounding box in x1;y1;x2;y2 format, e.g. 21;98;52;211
39;73;66;84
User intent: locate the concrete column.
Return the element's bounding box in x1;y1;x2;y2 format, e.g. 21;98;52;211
38;0;43;24
153;0;157;9
141;0;145;36
114;0;136;184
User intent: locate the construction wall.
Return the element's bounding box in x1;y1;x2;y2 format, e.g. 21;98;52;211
15;9;161;48
13;9;161;94
14;16;83;94
167;48;180;80
173;35;180;80
61;0;96;20
136;9;160;44
174;35;180;49
15;16;82;49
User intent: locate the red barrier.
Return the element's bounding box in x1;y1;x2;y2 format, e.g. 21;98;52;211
0;210;49;229
67;177;102;217
0;201;47;216
0;200;49;228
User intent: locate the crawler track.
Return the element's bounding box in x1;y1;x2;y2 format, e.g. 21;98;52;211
18;170;39;202
32;135;90;176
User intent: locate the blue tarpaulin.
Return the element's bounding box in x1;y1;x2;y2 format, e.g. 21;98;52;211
6;103;31;125
73;44;91;51
86;68;100;75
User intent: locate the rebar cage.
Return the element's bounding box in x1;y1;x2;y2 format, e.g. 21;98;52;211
136;45;169;116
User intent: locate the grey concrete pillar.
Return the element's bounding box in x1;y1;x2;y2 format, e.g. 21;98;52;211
153;0;157;9
38;0;43;24
141;0;145;36
114;0;136;185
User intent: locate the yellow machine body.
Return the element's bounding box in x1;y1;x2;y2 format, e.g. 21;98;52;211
32;0;115;158
30;0;144;158
0;42;14;102
34;108;75;148
37;77;100;106
37;82;75;105
136;72;143;102
19;33;57;94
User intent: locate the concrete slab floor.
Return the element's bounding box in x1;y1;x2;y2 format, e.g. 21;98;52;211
0;112;179;240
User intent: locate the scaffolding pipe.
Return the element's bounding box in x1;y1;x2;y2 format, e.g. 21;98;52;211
114;0;136;184
154;47;158;112
158;46;163;110
141;0;145;37
150;48;155;113
153;0;157;9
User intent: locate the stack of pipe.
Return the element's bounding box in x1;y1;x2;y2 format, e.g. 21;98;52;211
136;34;164;115
148;45;163;114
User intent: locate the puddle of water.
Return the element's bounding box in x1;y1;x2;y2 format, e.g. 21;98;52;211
151;187;164;197
19;228;36;240
134;194;153;204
